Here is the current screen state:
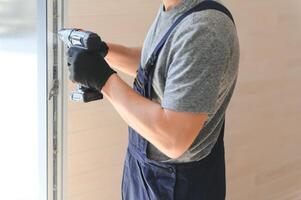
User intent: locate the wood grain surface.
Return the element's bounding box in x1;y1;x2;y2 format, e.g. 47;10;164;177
66;0;301;199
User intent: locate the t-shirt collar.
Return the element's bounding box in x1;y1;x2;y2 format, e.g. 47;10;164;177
160;0;205;20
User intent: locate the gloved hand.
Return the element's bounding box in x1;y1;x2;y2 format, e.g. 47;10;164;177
67;46;116;92
99;38;109;57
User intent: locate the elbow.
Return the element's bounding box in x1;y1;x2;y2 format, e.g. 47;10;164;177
153;109;207;159
161;131;196;159
160;124;206;159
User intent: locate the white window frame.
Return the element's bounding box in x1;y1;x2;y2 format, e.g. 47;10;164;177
38;0;67;199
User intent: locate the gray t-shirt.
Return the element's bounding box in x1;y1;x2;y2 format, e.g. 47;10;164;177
141;0;240;163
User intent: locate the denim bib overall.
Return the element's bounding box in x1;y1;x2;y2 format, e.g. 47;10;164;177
122;1;235;199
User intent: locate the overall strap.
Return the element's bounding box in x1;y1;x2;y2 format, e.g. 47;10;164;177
146;0;235;71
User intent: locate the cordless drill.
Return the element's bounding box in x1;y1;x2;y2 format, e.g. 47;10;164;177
58;28;106;103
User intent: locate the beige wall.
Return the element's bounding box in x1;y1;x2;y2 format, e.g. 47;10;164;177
224;1;301;199
66;0;301;199
66;1;161;200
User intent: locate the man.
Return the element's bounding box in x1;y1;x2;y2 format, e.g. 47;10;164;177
67;0;239;199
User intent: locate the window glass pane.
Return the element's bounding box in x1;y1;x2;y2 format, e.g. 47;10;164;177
0;0;46;199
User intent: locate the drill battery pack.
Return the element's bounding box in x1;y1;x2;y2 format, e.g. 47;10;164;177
70;86;103;103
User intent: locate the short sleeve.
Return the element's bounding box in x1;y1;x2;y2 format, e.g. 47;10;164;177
161;20;230;114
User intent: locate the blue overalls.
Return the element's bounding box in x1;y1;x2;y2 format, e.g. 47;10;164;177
122;1;235;199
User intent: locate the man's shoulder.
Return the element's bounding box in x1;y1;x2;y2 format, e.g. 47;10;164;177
172;6;236;42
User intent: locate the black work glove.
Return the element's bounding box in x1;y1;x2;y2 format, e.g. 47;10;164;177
67;46;116;92
99;39;109;57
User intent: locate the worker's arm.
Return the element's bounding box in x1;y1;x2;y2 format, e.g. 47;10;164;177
105;43;141;78
67;47;207;158
101;74;208;159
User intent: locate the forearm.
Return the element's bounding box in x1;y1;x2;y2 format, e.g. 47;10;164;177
105;43;141;77
101;74;173;153
101;74;206;158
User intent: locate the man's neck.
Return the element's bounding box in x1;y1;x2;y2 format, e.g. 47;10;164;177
162;0;183;11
